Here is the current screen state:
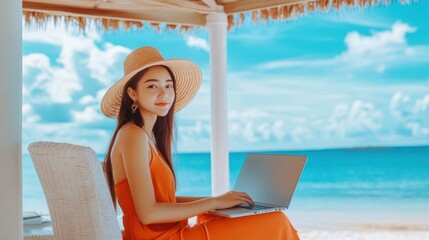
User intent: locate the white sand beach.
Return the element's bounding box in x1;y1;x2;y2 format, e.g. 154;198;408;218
289;211;429;240
25;210;429;239
298;229;429;240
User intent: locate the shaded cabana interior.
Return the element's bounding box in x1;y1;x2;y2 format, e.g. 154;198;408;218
0;0;409;239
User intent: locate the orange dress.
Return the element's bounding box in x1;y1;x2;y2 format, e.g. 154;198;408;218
115;145;300;240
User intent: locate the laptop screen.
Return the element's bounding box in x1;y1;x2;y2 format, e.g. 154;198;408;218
233;154;307;208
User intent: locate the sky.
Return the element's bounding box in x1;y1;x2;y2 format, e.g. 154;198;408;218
22;1;429;153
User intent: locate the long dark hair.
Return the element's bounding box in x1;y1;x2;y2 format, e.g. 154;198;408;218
103;65;177;207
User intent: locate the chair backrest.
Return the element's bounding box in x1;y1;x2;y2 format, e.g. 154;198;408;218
28;141;122;240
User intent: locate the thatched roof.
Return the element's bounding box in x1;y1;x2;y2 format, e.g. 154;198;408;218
23;0;400;31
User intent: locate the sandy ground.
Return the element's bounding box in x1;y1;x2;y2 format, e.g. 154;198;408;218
25;210;429;239
297;228;429;240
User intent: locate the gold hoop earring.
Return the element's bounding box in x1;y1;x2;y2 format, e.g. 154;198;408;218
131;102;138;114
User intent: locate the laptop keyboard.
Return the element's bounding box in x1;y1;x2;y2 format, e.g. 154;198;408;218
239;203;273;210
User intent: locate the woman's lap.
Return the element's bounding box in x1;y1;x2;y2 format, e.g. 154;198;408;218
170;212;299;240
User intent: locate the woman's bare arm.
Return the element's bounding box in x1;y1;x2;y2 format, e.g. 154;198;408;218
176;196;206;203
118;125;253;225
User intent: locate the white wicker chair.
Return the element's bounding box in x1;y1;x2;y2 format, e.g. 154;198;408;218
28;141;122;240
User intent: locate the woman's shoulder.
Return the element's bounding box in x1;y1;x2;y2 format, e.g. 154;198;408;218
117;123;149;143
113;123;152;170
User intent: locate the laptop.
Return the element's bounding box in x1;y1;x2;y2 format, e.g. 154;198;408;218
208;154;307;218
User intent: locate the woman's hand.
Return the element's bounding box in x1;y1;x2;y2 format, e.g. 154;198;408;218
213;191;255;210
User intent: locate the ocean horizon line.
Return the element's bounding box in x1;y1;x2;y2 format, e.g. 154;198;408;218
21;143;429;156
145;143;429;155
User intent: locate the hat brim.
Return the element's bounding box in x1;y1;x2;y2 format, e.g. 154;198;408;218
101;59;202;118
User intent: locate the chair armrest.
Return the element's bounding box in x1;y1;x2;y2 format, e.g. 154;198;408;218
24;234;55;240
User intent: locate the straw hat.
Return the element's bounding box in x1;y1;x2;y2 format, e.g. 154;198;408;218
100;46;202;118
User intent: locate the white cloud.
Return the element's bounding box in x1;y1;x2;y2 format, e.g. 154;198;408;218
258;21;424;73
228;109;293;144
326;100;382;138
343;21;416;56
257;123;271;141
79;95;96;105
229;109;269;120
22;54;50;75
291;126;313;143
405;122;429;137
176;121;211;151
96;88;108;102
71;106;104;123
23;20;101;45
185;36;210;52
338;21;418;72
259;59;335;70
193;121;203;134
23;53;82;103
272;120;287;140
87;43;131;85
23;27;96;103
228;109;281;144
243;122;259;143
23;23;131;105
414;94;429;113
224;92;429;150
389;92;412;119
388;92;429;137
22;122;111;154
22;103;41;124
390;92;410;109
22;104;31;115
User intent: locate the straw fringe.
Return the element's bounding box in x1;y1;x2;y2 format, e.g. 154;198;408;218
260;9;269;22
281;5;294;19
251;11;258;24
226;0;408;30
23;11;194;32
238;13;245;26
179;25;192;33
166;24;178;30
24;0;410;32
317;0;331;11
227;15;234;31
269;7;280;20
306;1;317;12
150;23;161;32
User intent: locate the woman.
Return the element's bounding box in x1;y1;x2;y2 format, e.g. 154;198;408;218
101;46;300;240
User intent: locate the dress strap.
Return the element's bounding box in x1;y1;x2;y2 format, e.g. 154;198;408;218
147;143;162;159
179;222;211;240
201;223;211;240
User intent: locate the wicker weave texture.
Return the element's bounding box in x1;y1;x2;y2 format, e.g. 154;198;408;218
28;141;121;240
24;234;54;240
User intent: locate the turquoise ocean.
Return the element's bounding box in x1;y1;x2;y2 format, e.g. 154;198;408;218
23;145;429;214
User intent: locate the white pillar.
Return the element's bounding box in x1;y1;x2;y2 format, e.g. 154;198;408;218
206;12;230;196
0;0;23;239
